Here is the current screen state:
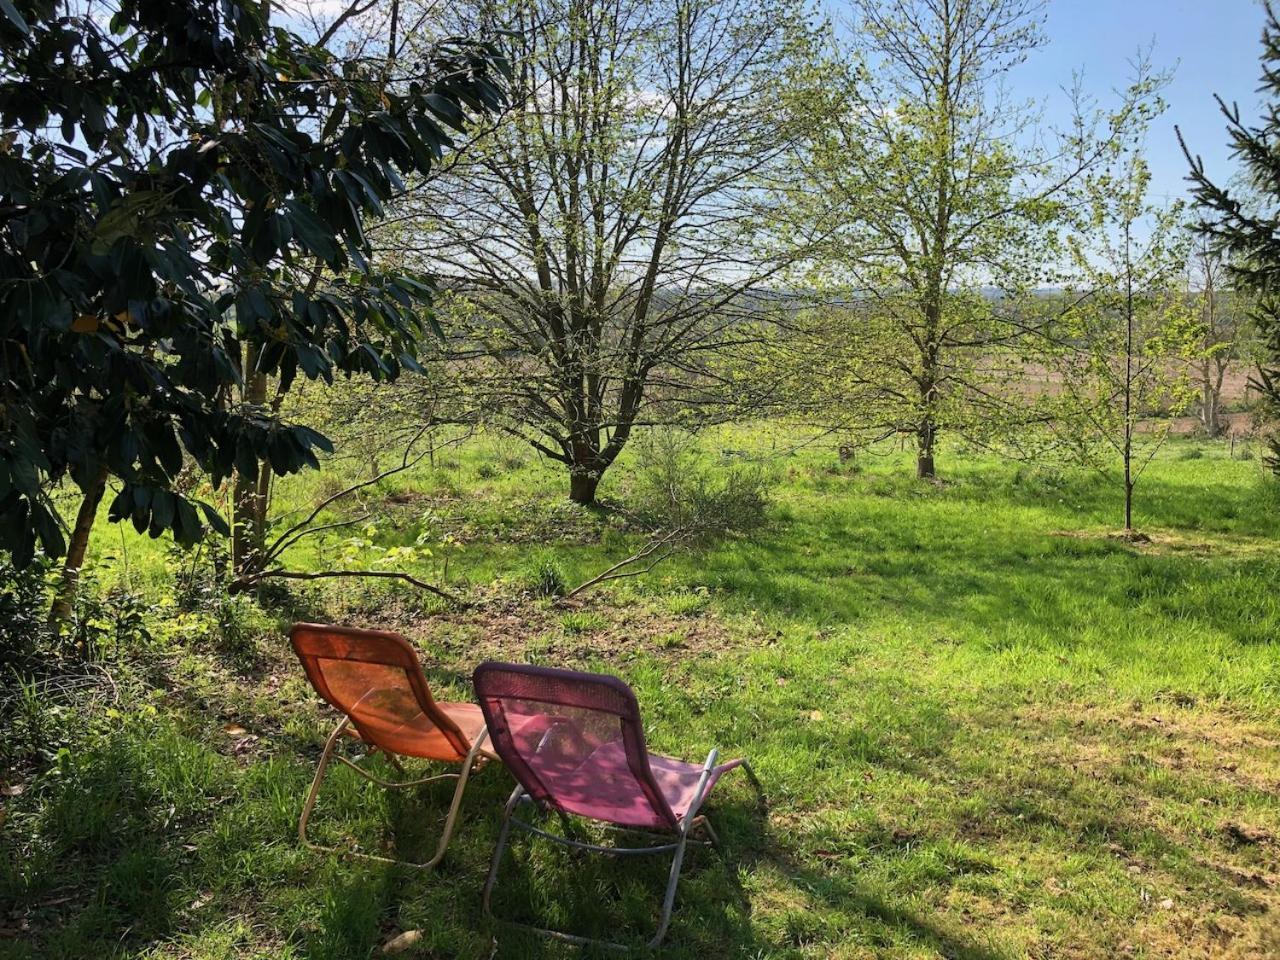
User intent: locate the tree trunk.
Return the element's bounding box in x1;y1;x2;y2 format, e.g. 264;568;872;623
916;417;937;479
1201;371;1223;438
233;460;271;576
1204;401;1222;438
569;468;601;506
1123;423;1134;533
232;362;270;576
1123;222;1135;533
49;464;109;626
916;296;942;480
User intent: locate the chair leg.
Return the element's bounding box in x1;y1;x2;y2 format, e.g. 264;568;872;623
299;720;487;870
374;748;409;778
483;794;693;953
482;785;524;919
649;827;692;949
688;757;763;858
299;716;349;850
691;814;722;852
420;729;488;870
739;758;766;804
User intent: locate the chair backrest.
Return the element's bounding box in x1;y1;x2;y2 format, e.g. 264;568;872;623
472;662;676;830
290;622;471;761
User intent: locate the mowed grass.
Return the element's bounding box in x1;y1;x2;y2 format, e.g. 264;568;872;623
3;428;1280;958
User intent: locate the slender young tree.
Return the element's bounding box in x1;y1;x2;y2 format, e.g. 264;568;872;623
1053;115;1197;534
1181;2;1280;475
793;0;1155;478
391;0;820;504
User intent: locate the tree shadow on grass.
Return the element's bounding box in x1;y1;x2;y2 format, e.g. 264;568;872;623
478;792;769;960
747;846;1012;960
467;766;1016;960
702;503;1280;653
299;864;403;960
0;725;193;958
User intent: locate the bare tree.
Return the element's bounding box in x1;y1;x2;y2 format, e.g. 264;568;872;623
1188;237;1254;438
389;0;820;504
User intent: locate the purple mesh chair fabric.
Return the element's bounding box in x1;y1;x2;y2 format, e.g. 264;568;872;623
473;662;746;830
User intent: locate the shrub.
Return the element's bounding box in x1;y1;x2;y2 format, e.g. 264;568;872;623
632;428;773;539
0;554;53;663
0;674;73;769
664;587;710;616
167;539;231;614
560;610;605;634
67;582;153;661
655;630;686;650
161;542;272;664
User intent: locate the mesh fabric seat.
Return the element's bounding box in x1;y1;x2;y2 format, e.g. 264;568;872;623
474;662;762;950
290;622;492;869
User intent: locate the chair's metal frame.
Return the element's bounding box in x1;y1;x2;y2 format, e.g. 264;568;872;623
481;746;762;951
299;715;490;870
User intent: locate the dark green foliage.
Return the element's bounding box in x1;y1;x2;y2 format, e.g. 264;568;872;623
0;0;508;566
0;551;151;666
1181;2;1280;474
0;552;50;659
66;581;153;661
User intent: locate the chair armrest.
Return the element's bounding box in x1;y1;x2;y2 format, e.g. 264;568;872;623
682;747;719;827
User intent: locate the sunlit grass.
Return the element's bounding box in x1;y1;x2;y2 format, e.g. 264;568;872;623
5;428;1280;958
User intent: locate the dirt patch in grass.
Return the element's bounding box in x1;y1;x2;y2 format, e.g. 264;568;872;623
989;698;1280;958
1091;702;1280;793
370;595;740;674
1005;698;1280;804
1048;527;1276;558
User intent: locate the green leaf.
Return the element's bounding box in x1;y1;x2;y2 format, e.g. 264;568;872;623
31;502;65;557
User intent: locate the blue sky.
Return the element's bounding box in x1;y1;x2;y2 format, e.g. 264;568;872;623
1015;0;1269;203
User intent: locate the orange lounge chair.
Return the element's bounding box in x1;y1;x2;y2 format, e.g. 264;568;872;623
290;622;492;869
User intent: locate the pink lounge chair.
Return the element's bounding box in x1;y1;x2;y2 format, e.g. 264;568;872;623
472;661;762;950
290;622;493;869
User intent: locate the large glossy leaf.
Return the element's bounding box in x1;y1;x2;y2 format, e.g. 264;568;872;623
0;0;508;565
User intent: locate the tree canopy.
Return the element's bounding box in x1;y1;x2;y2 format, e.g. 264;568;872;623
790;0;1156;478
393;0;819;504
0;0;508;566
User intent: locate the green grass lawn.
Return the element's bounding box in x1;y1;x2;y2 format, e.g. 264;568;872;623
3;428;1280;958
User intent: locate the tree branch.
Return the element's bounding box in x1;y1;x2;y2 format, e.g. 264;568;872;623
563;527;688;599
232;567;466;606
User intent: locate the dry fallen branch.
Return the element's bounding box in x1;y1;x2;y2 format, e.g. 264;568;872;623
233;568;467;607
225;426;470;606
257;424;435;568
563;527;688;600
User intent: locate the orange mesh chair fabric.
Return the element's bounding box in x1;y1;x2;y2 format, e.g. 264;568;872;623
290;622;487;762
288;622;493;870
